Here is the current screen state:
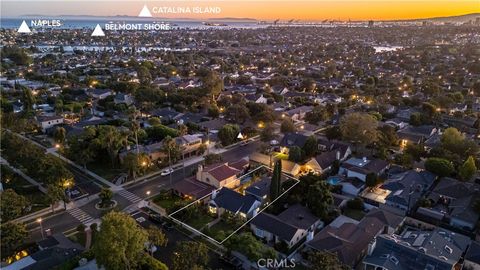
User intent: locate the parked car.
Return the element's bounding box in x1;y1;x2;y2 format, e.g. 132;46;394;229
148;213;163;224
161;168;174;176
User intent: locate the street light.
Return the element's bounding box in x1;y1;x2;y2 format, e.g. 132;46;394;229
146;190;151;196
37;218;45;239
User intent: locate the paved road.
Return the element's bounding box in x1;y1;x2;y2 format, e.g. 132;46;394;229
27;140;261;242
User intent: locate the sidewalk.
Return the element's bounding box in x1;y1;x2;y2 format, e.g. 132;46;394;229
6;130;118;190
48;150;119;190
13;203;65;224
2;161;47;193
66;194;99;210
121;155;205;188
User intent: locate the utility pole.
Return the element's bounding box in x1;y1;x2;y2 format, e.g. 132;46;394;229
168;147;173;186
182;151;185;180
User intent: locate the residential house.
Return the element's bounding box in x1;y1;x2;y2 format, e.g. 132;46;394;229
3;234;84;270
397;125;438;146
306;142;351;174
306;211;392;267
171;177;215;200
384;118;408;130
175;134;203;156
464;241;480;270
114;93;134;106
37;115;64;132
150;108;183;123
417;178;480;230
363;228;471;270
284;106;313;122
251;204;323;249
255;94;268;104
88;89;112;100
339;157;390;182
380;170;436;214
208;187;261;218
279;133;309;154
119;142;164;162
196;163;241;189
327;175;365;196
245;177;270;201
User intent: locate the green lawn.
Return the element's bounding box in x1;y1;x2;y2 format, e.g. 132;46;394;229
343;208;366;221
185;210;216;230
67;231;87;247
2;165;50;213
203;215;247;242
87;162;126;182
152;193;191;214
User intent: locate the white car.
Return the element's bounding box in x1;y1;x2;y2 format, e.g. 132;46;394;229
160;168;174;176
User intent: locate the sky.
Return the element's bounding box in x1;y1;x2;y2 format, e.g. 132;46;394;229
1;0;479;21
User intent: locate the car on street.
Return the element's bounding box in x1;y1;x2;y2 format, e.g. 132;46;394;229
160;168;174;176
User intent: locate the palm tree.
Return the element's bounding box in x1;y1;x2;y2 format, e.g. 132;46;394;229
129;106;141;154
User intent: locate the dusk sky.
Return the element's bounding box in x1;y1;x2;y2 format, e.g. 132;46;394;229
1;0;479;21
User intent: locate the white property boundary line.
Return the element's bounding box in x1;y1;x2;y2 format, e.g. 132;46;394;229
168;165;300;245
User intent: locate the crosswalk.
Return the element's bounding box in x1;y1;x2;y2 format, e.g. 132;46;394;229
68;208;95;225
118;189;143;204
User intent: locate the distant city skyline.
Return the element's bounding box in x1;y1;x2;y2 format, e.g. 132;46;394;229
1;0;479;21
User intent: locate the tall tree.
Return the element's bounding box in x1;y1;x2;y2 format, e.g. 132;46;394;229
46;184;67;211
459;156;477;181
162;136;182;164
94;212;149;270
307;181;333;220
270;160;282;201
218;124;240;146
22;88;35;112
280;118;296;133
53;126;66;144
97;125;124;167
172;241;209;270
146;225;168;256
340;112;378;148
307;251;349;270
202;70;223;99
288;146;304;163
0;189;28;222
303;136;318;157
1;222;28;260
425;157;454;177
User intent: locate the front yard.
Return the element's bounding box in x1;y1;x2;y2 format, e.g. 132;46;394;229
152;191;192;214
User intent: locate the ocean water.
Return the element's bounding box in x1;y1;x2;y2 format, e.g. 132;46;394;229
0;17;264;30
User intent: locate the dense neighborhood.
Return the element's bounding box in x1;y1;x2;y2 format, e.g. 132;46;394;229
1;10;480;270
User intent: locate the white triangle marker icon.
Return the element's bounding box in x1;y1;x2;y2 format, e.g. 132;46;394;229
91;24;105;37
18;20;31;33
138;4;152;17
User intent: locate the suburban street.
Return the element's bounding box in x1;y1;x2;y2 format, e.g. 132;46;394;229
27;140;261;242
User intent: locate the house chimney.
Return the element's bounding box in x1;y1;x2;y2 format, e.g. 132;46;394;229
367;239;376;256
306;230;314;242
211;189;218;199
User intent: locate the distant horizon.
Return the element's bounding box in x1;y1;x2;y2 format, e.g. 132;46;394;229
1;1;479;21
2;12;479;23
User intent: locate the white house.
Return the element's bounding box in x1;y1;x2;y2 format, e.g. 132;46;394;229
37;115;64;132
